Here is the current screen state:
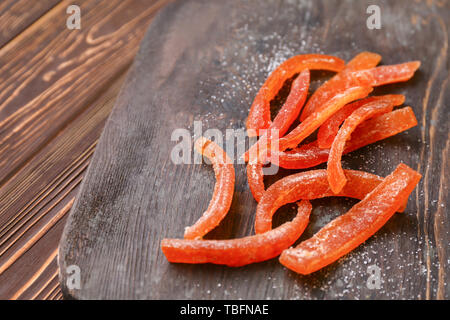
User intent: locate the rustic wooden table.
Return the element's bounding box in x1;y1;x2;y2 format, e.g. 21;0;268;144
0;0;169;300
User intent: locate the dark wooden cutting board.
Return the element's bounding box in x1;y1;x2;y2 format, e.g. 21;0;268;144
58;0;449;299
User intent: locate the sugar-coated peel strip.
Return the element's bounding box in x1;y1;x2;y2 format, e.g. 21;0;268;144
246;54;345;136
272;141;330;169
271;107;418;169
279;164;421;275
247;162;264;202
317;94;405;149
300;52;381;121
255;169;388;234
326;100;399;194
184;137;235;240
162;200;312;267
277;86;373;152
269;70;311;138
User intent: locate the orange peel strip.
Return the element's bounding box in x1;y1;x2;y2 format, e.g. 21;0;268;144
317;94;405;149
300;52;382;121
184;137;235;240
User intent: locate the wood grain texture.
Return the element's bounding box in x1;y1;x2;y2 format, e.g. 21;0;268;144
0;0;170;299
59;0;449;299
0;0;61;48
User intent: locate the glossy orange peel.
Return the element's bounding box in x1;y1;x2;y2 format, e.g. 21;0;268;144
279;164;421;275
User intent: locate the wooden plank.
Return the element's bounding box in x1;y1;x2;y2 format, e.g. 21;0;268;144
0;0;61;48
58;0;449;299
0;0;169;186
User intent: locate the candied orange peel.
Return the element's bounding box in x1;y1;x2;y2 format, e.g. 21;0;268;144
161;52;421;276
